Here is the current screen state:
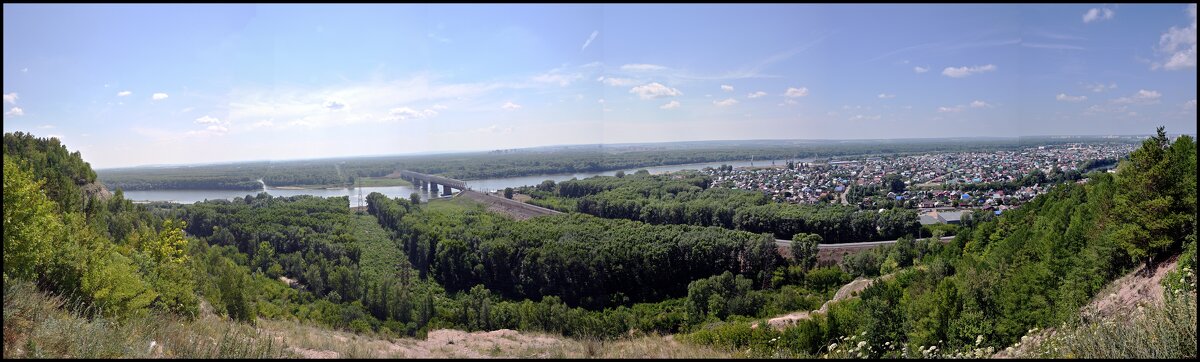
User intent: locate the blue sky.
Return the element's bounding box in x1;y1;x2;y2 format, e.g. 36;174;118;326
3;4;1196;168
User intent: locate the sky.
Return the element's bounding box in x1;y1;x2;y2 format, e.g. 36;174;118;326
3;4;1196;169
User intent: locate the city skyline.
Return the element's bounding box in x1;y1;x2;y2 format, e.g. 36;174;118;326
3;4;1196;168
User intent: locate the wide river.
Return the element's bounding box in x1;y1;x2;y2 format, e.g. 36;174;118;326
120;158;806;207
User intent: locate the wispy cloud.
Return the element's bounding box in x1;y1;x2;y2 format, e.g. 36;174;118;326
660;100;681;109
1153;4;1196;70
4;107;24;117
1021;42;1085;51
713;98;738;107
1056;93;1087;102
784;87;809;97
878;93;896;99
3;92;17;104
721;84;734;92
387;107;440;120
188;115;230;136
942;64;996;78
1084;82;1118;92
1112;89;1162;105
938;100;992;113
117;90;132;97
581;30;599;52
747;91;767;99
152;93;169;100
597;76;638;87
621;63;668;72
630;82;682;100
532;68;583;87
913;66;929;73
1083;7;1115;23
501;101;522;110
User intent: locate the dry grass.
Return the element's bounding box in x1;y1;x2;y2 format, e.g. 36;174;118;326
3;280;290;359
1014;292;1196;359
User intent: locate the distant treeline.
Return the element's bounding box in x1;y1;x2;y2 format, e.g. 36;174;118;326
96;137;1140;191
520;171;922;243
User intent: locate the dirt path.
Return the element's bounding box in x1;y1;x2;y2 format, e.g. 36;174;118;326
456;190;562;220
759;273;893;330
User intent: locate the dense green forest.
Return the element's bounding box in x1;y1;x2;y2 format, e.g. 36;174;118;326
518;171;921;242
96;137;1139;191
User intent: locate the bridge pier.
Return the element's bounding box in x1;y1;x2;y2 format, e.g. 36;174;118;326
442;185;453;196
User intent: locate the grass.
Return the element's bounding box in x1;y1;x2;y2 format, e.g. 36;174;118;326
1020;292;1196;359
3;280;291;358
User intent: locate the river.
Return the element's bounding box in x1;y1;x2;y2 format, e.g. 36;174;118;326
120;158;806;207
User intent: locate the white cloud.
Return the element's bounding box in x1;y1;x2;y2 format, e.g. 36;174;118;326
660;100;681;109
387;107;440;120
152;93;169;100
713;98;738;107
938;100;992;113
747;91;767;99
3;92;17;104
1083;7;1115;23
21;68;28;73
581;30;599;52
784;87;809;98
878;93;896;99
1186;99;1197;108
1056;93;1087;102
941;64;997;78
913;66;929;73
779;99;798;106
1085;82;1118;92
721;84;734;92
597;76;638;87
323;100;347;110
1153;4;1196;70
195;115;222;124
501;102;522;110
629;82;682;100
117;91;132;97
5;107;24;116
620;63;668;72
532;70;583;87
1113;89;1162;105
849;114;881;121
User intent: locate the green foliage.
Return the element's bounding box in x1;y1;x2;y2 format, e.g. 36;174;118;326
3;156;64;280
790;233;821;271
3;132;96;212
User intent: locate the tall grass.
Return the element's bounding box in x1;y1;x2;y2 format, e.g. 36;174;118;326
3;279;291;358
1026;292;1196;359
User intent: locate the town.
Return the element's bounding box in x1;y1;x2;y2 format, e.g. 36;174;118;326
702;142;1136;225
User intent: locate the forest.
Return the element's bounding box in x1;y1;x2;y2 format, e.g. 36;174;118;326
518;171;922;243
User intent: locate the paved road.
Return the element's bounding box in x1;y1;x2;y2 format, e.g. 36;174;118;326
776;235;955;249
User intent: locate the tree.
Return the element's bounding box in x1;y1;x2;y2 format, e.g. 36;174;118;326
790;233;821;271
3;156;63;280
410;192;421;205
537;180;557;192
883;173;906;194
615;170;625;178
504;187;514;199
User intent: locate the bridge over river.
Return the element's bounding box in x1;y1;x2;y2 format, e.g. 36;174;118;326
397;170;469;196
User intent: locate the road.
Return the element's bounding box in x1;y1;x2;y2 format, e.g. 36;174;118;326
775;235;955;249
